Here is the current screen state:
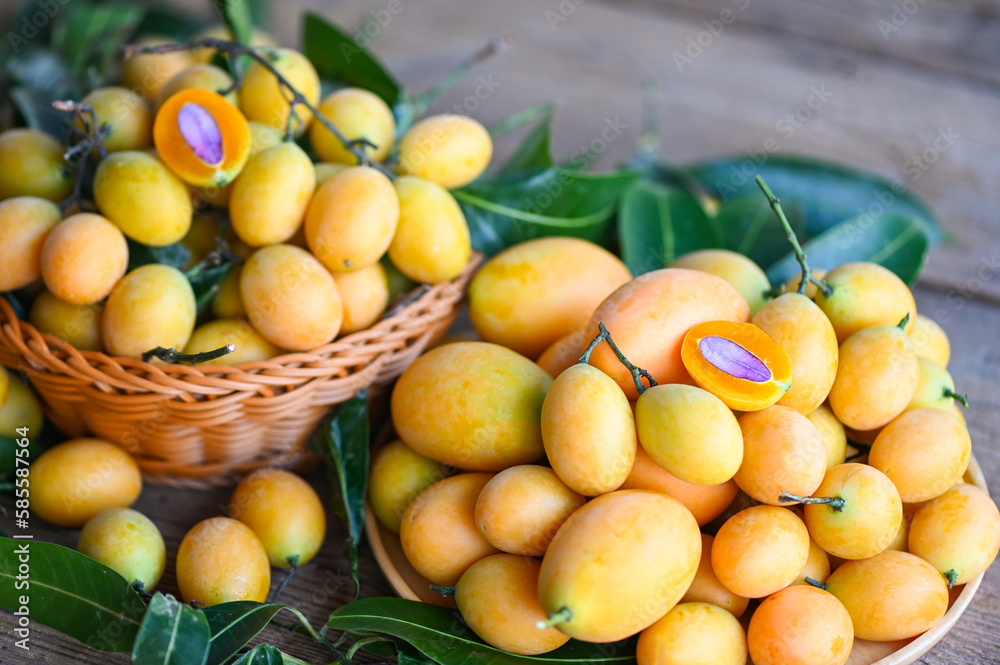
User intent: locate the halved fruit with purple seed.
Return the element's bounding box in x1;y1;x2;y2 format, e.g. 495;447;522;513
681;320;792;411
153;88;251;187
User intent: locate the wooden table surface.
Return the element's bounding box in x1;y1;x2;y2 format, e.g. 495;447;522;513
2;1;999;663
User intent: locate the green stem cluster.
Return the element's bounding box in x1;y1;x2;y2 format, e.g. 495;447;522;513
52;100;109;214
141;345;234;365
755;175;832;298
122;38;392;178
944;388;969;408
580;322;657;394
536;606;573;630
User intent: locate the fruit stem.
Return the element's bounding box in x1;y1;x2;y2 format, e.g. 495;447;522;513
141;344;235;365
755;175;832;298
487;102;554;138
429;584;456;597
123;38;393;179
579;322;657;394
413;37;511;117
52;100;109;215
635;77;662;158
945;569;959;589
804;576;827;590
536;606;573;630
897;313;911;330
269;558;299;604
345;635;390;661
944;388;969;408
779;491;846;512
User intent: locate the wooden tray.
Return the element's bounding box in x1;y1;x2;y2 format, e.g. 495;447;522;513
366;455;989;664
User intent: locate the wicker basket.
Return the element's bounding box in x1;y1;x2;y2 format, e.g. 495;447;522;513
0;255;480;488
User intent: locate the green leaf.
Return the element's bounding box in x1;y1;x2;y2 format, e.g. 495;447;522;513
455;168;639;256
212;0;252;46
316;392;370;600
1;0;62;62
497;106;555;176
715;196;807;270
127;239;191;272
51;3;145;76
202;601;286;665
688;155;944;244
327;597;637;665
0;537;146;651
6;47;76;135
302;13;401;106
0;435;44;481
230;644;283;665
766;213;929;287
132;593;211;665
618;180;721;276
186;262;236;317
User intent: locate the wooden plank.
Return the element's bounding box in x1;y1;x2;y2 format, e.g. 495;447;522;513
592;0;1000;86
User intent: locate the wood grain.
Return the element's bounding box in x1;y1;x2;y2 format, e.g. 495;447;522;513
1;1;999;664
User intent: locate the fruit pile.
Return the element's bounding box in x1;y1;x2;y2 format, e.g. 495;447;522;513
369;204;1000;664
0;27;484;361
17;429;326;603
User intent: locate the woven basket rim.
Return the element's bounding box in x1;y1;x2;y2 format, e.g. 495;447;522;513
0;252;481;394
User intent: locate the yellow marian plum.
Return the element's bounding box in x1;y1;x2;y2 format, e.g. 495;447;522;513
635;383;743;486
229;142;315;246
78;508;166;590
230;469;327;568
306;165;399;273
906;357;966;412
0;196;61;291
908;313;950;367
41;213;128;305
735;405;827;505
389;176;471;285
240;244;343;351
815;262;917;343
868;408;971;504
29;290;102;351
155;64;238;109
824;550;948;641
752;291;839;414
93;150;192;246
29;438;142;527
331;262;390;335
908;483;1000;587
585;269;750;399
80;87;153;152
637;602;748;665
670;249;771;315
239;48;320;136
541;363;636;495
456;554;571;655
369;440;447;533
475;465;585;556
397;114;492;189
176;517;270;605
0;129;72;202
469;237;631;359
391;342;552;471
747;585;853;665
828;322;919;431
538;490;701;643
183;318;281;365
154;89;251;188
0;379;44;439
121;36;196;99
101;264;197;357
310;87;396;164
401;473;499;586
711;505;810;598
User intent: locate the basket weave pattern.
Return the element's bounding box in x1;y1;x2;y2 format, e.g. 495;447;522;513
0;255;479;487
